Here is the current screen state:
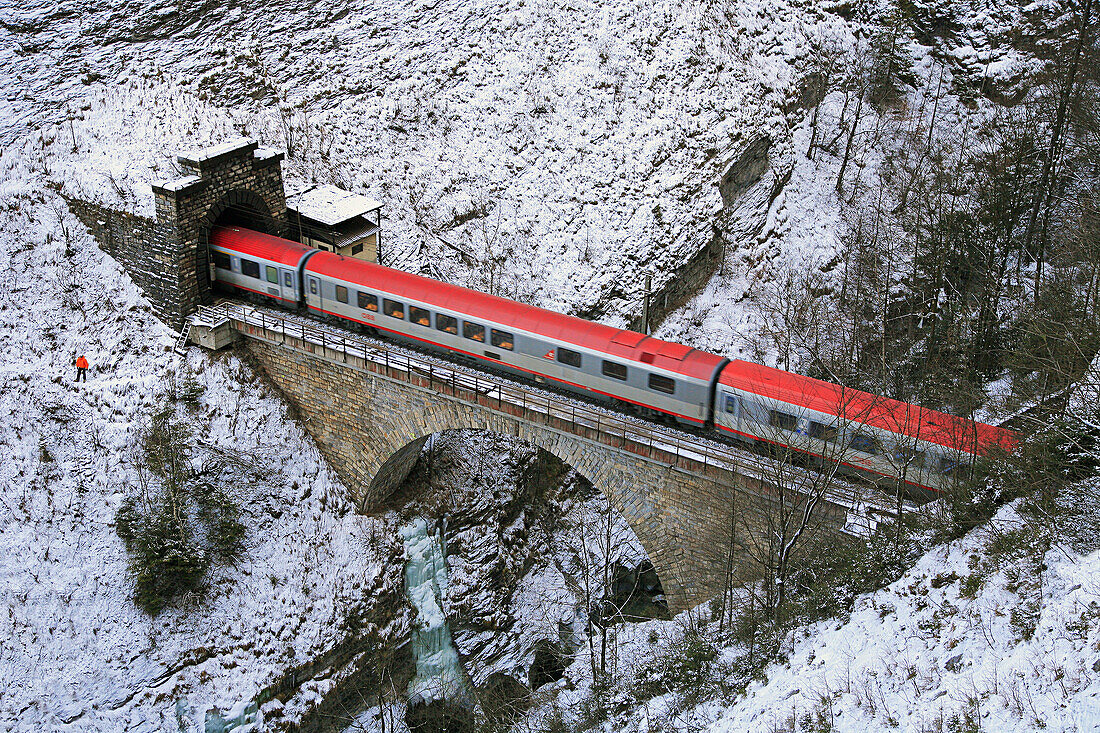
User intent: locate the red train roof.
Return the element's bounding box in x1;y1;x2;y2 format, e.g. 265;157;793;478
211;226;316;268
305;250;727;381
719;360;1016;454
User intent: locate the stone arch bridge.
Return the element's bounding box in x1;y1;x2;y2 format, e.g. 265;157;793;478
188;302;869;614
64;137;877;611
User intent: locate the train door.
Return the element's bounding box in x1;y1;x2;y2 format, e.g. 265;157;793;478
307;275;321;311
263;264;282;300
280;269;295;302
718;391;740;432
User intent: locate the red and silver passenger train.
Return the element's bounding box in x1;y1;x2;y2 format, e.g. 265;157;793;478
209;226;1017;495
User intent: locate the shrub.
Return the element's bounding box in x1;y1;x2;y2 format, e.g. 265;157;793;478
130;508;209;615
632;626;722;709
175;371;206;410
116;401;252;615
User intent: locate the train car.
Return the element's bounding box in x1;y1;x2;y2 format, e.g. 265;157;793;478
713;359;1017;493
210;226;317;305
208;225;1017;494
300;249;729;426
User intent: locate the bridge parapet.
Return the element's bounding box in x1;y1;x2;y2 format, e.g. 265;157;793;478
188;302;890;612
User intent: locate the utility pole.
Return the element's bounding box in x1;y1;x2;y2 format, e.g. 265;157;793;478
643;274;652;335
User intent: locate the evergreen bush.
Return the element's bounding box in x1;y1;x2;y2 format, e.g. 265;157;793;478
116;398;253;615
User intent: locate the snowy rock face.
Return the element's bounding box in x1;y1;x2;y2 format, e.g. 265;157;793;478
0;160;406;730
0;0;865;327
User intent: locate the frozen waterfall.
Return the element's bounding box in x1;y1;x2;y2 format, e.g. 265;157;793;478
400;518;471;709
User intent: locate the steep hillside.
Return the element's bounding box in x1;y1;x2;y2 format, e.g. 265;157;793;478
2;0;866;325
536;501;1100;732
3;0;1098;730
0;152;405;729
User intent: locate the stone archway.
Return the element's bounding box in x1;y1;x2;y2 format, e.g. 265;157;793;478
204;188;278;234
146;139;288;327
373;427;672;608
199;188;279;295
239;333;803;615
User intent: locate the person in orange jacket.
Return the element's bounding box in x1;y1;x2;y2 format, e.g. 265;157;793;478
75;355;89;382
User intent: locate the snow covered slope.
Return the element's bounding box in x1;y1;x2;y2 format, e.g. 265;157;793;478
0;153;402;730
3;0;1092;729
525;501;1100;732
699;505;1100;732
1;0;866;325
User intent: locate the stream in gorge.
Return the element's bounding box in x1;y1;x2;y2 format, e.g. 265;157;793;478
324;430;669;733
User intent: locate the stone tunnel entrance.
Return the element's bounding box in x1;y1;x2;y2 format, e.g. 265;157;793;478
201;188;280;295
151;138;287;328
207;188;277;234
66;138;290;330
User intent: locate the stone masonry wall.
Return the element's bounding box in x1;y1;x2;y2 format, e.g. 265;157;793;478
151;139;288;330
66;139;288;331
242;335;792;613
64;197;175;320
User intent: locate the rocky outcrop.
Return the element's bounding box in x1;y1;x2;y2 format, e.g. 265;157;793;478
628;134;792;333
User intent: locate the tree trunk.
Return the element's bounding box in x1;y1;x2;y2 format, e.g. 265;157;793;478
837;89;866;194
1023;0;1093;302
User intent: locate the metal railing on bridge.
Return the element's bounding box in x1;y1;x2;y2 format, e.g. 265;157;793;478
187;301;893;526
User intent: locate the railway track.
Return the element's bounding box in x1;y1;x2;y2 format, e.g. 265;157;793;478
188;299;904;529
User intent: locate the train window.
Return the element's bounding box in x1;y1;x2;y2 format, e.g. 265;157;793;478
410;307;431;327
602;360;628;381
769;410;798;432
212;250;231;269
283;272;293;288
894;446;926;468
741;399;768;423
241;259;260;279
335;285;348;304
491;329;514;350
358;292;378;311
383;299;405;319
648;374;675;394
266;265;279;284
309;279;318;295
937;456;959;474
436;314;458;334
809;421;838;442
724;394;738;414
463;322;486;342
849;432;882;455
557;347;582;368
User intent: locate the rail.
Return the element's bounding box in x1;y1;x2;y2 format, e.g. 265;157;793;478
188;300;892;518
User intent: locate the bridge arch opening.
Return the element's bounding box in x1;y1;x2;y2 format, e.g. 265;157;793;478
372;429;669;721
377;428;670;619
